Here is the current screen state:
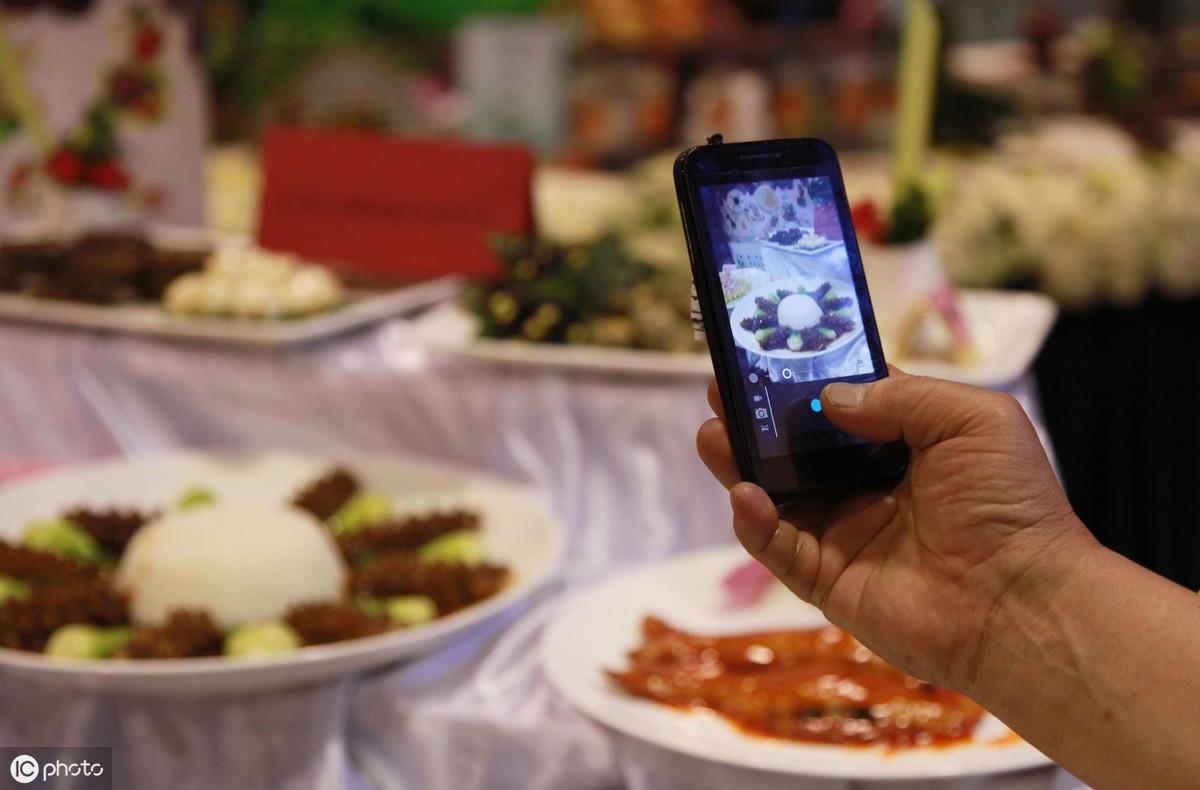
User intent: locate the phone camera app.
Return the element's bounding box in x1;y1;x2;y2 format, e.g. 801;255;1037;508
701;176;874;387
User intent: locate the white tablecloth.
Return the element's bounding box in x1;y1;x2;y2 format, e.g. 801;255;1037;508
0;320;1080;790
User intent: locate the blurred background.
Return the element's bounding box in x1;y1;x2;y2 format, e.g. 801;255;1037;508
213;0;1200;589
4;0;1200;587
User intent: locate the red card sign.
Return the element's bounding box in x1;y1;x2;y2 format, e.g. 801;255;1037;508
258;127;534;283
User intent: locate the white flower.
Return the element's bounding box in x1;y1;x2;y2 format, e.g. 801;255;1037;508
934;125;1195;306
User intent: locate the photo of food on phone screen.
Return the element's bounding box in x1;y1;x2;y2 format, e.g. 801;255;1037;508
698;174;881;457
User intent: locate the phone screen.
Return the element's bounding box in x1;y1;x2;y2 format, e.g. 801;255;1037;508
695;169;887;459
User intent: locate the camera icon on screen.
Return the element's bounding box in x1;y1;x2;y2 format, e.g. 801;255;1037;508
755;408;768;420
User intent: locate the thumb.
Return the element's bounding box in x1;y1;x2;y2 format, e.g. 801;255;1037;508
820;373;1015;450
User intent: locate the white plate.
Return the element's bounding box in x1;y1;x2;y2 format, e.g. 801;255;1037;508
542;546;1051;781
0;277;461;350
0;450;564;695
415;289;1055;388
891;290;1057;388
729;276;863;361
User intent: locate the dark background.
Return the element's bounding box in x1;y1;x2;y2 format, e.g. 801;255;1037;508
1036;295;1200;591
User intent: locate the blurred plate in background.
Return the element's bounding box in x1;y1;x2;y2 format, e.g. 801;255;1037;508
0;277;461;350
415;289;1056;388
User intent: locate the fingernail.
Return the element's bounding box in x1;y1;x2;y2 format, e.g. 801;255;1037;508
823;382;866;408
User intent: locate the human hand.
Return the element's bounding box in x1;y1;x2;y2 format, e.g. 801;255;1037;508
696;371;1097;694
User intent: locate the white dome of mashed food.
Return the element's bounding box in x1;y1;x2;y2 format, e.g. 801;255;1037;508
776;294;824;330
116;504;347;629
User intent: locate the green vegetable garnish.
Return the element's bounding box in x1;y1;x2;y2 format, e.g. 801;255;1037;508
224;621;302;658
178;487;216;509
45;624;132;659
355;597;385;617
328;491;392;534
817;327;837;341
23;519;107;564
0;574;30;604
754;328;775;344
418;531;484;566
787;333;804;352
383;596;437;626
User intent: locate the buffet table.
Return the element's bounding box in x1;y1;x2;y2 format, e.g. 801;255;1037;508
0;319;1078;790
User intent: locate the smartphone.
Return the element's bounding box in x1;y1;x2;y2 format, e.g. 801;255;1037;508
676;137;907;503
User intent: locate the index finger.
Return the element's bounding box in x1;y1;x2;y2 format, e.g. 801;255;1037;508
707;379;726;422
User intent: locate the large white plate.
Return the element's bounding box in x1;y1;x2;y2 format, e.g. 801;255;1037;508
414;289;1055;388
0;450;564;695
886;289;1057;388
0;277;461;350
542;545;1051;781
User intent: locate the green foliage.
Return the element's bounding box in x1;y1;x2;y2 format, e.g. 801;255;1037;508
69;104;120;164
885;182;933;245
206;0;552;137
360;0;551;29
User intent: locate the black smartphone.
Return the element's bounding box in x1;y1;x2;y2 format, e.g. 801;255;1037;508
676;137;907;503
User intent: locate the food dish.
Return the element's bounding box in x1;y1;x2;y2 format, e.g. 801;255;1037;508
609;617;984;748
887;289;1057;387
737;281;857;353
0;227;210;304
542;546;1050;780
163;245;345;319
764;229;838;255
0;226;460;348
0;451;563;693
730;277;863;360
719;266;768;306
462;235;698;354
1;465;509;659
